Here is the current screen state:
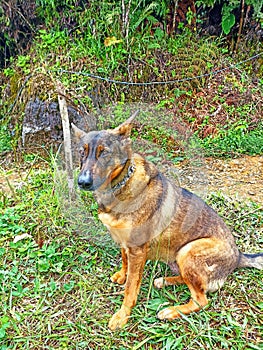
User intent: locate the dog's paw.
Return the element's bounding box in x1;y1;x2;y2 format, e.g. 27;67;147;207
108;306;131;330
111;270;126;285
154;277;165;289
157;306;181;320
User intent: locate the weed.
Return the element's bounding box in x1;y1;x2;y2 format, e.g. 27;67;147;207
0;125;12;153
0;207;26;237
16;55;31;75
200;122;263;157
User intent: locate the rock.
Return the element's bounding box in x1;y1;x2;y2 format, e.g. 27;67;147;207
21;97;96;150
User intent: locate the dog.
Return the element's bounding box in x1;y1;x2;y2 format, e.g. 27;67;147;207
72;111;263;330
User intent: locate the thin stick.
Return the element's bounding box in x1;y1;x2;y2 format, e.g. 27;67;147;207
57;81;75;200
236;0;245;52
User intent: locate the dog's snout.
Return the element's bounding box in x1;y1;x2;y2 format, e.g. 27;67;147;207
78;172;93;190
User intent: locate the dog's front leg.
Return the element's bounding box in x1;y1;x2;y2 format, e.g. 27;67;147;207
108;244;148;330
111;248;128;284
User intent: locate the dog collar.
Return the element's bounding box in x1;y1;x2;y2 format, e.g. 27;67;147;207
112;162;135;192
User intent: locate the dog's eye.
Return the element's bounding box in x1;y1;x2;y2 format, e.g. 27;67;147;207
79;148;85;158
101;148;111;157
79;144;89;159
97;146;110;158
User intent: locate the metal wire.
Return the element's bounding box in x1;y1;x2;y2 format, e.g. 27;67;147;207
53;52;263;86
8;52;262;114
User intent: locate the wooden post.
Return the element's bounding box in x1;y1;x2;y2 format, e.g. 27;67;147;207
57;81;75;200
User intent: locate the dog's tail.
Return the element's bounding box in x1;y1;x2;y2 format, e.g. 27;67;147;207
238;253;263;269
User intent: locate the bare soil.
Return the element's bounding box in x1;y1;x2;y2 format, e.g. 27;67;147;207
175;155;263;205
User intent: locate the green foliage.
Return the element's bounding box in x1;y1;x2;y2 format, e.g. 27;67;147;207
197;0;263;34
36;0;85;28
222;7;236;35
0;316;10;339
0;125;12;153
129;2;159;33
16;55;31;74
1;0;262;161
200;121;263;157
36;29;68;50
0;207;26;237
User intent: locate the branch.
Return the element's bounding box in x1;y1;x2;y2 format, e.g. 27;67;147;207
57;81;75;200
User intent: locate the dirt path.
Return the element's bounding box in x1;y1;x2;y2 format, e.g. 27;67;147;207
175;155;263;205
1;155;263;205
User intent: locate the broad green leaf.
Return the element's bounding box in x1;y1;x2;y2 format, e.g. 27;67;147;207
222;13;235;35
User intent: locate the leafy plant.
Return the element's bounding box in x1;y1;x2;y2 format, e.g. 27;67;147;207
0;316;10;339
222;3;236;35
0;125;12;153
36;29;68;50
200;121;263;157
196;0;263;35
0;207;26;237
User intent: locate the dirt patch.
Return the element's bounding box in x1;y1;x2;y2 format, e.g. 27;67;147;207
176;155;263;204
0;170;29;195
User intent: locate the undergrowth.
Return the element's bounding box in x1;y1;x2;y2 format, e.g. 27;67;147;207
0;126;12;153
199;121;263;157
1;6;262;156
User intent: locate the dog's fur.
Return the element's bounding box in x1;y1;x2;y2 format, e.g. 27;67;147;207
72;113;263;330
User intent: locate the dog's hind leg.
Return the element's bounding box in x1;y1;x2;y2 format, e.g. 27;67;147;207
154;275;185;289
157;276;208;320
111;248;128;285
157;237;238;321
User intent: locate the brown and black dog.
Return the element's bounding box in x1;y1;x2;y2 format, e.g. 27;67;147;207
72;112;263;330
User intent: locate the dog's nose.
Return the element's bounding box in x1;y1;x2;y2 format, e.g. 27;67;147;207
78;172;93;190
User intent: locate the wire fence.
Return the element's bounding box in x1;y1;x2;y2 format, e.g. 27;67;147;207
53;52;263;86
8;51;263;114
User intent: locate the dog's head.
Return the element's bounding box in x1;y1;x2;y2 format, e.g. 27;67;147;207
72;111;138;191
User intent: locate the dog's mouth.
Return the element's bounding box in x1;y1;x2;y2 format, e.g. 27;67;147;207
78;162;128;192
78;183;95;191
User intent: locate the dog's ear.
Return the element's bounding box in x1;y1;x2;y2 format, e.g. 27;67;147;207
112;110;139;137
71;123;87;141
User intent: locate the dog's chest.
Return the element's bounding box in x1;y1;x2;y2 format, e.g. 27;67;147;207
98;212;132;247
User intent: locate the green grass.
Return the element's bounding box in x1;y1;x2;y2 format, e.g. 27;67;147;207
0;125;12;153
199;122;263;158
0;160;262;349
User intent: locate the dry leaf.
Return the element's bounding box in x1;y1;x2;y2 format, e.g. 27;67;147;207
13;233;32;243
